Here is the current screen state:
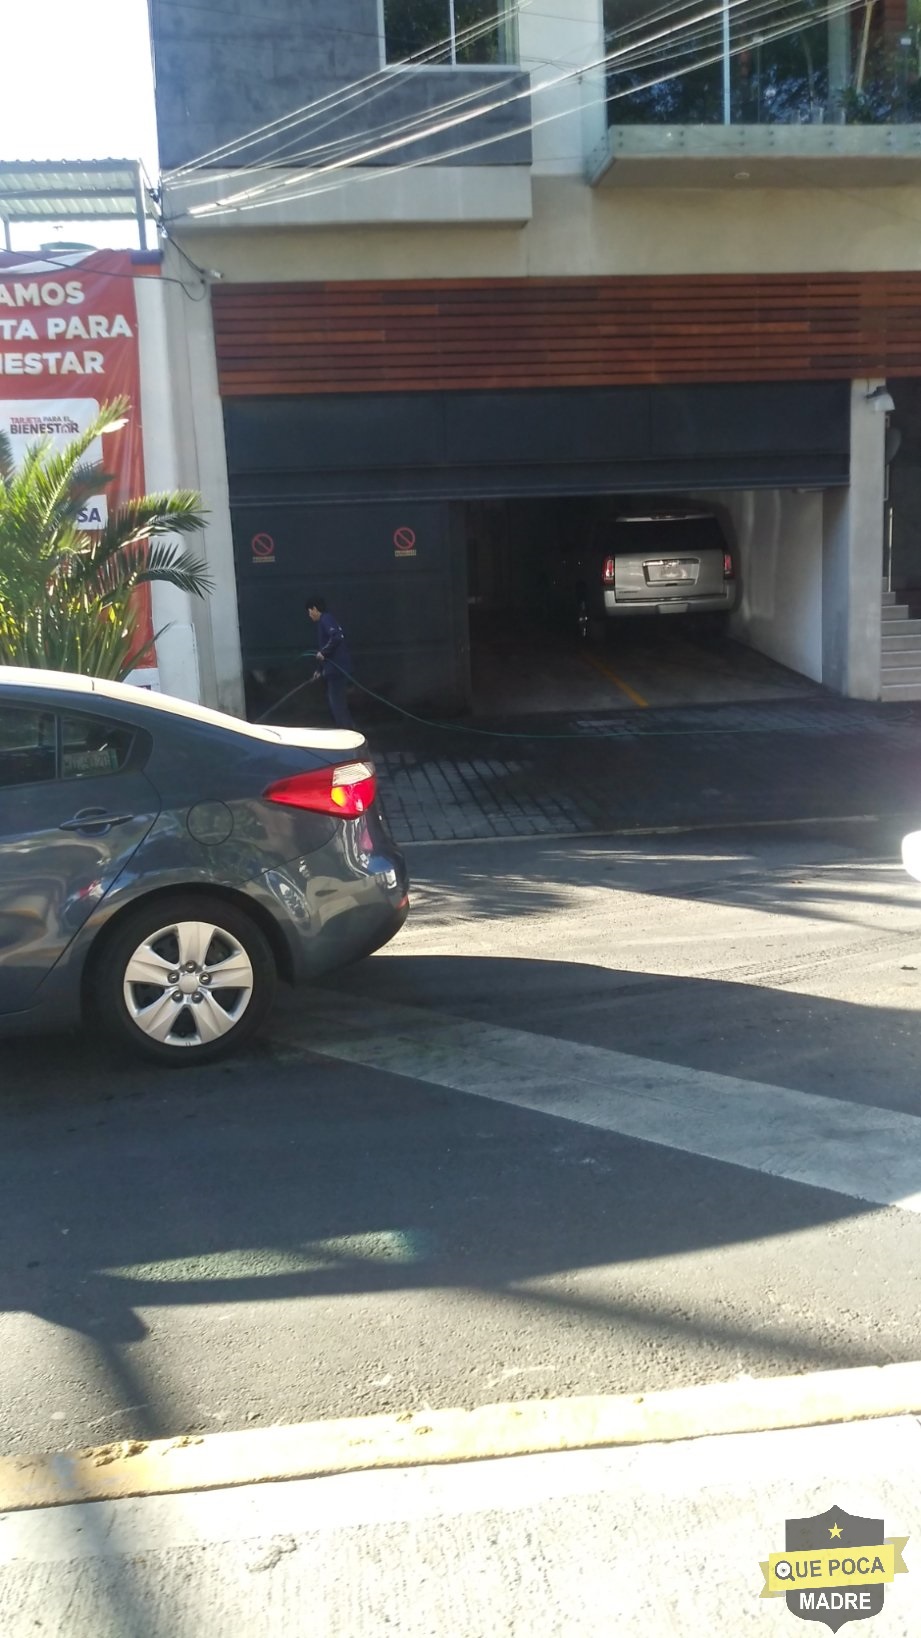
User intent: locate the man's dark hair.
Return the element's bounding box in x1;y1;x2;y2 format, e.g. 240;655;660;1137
305;595;327;613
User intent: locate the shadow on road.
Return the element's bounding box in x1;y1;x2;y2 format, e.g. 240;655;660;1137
4;942;921;1449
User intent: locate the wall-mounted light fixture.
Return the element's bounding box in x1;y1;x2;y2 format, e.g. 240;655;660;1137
866;386;895;414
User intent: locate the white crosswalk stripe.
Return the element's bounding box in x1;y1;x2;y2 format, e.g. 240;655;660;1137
276;995;921;1213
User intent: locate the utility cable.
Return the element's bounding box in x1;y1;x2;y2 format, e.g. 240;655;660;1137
191;0;787;186
255;655;628;738
184;0;862;219
167;0;791;184
166;2;534;178
183;0;850;217
256;656;818;742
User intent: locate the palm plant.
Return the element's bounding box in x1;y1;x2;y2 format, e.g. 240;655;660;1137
0;398;212;680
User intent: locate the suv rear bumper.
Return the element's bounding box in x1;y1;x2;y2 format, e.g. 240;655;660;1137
603;584;736;617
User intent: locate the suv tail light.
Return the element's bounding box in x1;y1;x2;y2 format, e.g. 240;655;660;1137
603;556;616;583
723;551;733;579
264;761;377;818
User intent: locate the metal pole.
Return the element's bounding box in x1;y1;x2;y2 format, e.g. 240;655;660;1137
828;0;850;121
722;0;731;122
133;164;149;252
2;215;11;253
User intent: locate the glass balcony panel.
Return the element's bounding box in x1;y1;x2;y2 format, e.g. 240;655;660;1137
605;0;921;126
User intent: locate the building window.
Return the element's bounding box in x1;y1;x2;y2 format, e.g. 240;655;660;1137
383;0;516;66
606;0;921;126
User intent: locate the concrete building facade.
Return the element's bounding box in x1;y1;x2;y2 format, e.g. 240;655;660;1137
147;0;921;713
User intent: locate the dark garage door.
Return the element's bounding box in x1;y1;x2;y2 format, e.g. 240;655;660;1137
225;381;850;711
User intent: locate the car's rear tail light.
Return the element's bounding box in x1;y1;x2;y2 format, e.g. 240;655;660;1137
723;551;733;578
603;556;616;583
264;761;377;818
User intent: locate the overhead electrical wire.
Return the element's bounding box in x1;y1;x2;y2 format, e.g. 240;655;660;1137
172;0;860;221
164;0;690;178
165;3;535;180
245;0;820;179
170;0;773;192
166;0;765;183
169;0;769;211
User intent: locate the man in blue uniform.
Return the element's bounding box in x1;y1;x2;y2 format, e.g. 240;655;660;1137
307;597;355;729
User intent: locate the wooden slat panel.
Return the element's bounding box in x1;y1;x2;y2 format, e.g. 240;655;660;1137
212;274;921;396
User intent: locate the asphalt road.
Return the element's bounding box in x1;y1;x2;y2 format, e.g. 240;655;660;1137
3;820;921;1458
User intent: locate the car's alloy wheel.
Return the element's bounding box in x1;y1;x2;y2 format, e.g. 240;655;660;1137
95;896;276;1064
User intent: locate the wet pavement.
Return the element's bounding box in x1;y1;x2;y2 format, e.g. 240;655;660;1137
366;695;921;844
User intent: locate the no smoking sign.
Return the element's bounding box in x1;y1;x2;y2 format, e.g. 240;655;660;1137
393;526;416;559
251;532;276;564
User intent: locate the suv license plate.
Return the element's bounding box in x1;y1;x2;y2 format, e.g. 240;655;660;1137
646;559;697;584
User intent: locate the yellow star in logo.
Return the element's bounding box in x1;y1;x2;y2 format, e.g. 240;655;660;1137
829;1524;842;1539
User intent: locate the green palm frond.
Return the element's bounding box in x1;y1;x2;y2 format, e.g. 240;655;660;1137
0;397;211;681
67;538;214;606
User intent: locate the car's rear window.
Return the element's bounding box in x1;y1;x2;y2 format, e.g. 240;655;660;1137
603;517;726;555
0;707;56;788
59;713;136;779
0;706;138;788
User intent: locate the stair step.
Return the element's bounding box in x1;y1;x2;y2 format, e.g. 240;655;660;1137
879;618;921;636
882;682;921;701
882;634;921;653
882;589;898;605
880;664;921;684
881;603;911;620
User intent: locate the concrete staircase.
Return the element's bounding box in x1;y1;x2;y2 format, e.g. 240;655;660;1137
881;588;921;701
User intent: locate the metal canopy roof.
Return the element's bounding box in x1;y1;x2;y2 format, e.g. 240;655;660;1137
0;160;153;249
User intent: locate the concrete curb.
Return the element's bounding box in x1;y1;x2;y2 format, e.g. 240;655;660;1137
402;812;912;847
2;1361;921;1514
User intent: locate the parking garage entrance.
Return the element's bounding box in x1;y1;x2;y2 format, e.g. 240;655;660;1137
225;382;852;718
462;492;828;716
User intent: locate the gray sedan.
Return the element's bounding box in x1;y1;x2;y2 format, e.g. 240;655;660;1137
0;668;408;1064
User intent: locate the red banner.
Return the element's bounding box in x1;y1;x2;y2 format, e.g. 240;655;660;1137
0;249;156;666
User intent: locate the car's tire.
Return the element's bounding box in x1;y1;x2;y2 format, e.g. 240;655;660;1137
91;895;277;1066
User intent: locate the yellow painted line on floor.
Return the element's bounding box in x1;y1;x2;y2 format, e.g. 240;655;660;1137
3;1362;921;1514
579;648;649;709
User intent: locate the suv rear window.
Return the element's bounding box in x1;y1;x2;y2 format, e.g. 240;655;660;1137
603;517;727;555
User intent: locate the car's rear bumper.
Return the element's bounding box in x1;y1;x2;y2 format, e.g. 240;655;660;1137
603;584;737;617
249;814;409;980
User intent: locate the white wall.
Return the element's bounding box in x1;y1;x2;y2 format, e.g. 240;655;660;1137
151;251;245;716
707;489;825;684
707;382;887;701
134;276;203;703
173;176;921;282
517;0;607;177
822;381;886;700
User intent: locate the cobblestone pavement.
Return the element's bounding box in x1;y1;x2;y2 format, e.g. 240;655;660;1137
367;697;921;844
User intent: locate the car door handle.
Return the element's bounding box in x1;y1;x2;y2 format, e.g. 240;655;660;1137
59;809;136;835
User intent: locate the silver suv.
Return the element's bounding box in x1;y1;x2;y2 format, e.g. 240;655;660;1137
563;509;737;639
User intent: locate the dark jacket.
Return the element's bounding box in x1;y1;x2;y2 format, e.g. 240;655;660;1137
315;612;352;677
